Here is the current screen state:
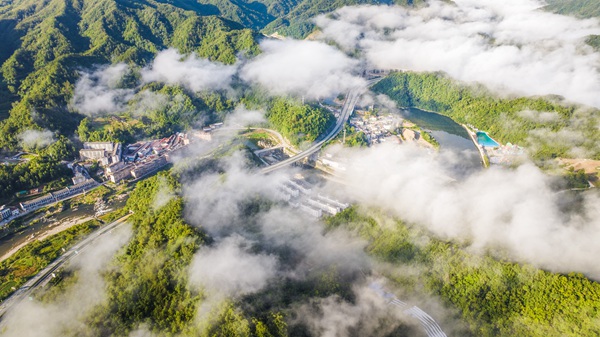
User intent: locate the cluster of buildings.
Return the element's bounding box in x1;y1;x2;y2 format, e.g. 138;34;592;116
18;179;99;213
487;143;526;166
349;112;401;145
277;177;349;218
103;133;190;184
1;163;98;225
79;142;122;167
0;178;98;225
1;131;210;225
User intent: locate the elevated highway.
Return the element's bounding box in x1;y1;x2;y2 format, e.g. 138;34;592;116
261;89;361;174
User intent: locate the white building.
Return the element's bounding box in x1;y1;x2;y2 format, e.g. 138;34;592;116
80;142;122;166
0;206;11;220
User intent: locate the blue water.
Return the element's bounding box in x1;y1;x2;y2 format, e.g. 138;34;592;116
399;108;476;152
398;108;482;173
476;131;500;148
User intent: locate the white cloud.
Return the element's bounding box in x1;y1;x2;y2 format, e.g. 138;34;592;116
316;0;600;108
518;110;561;124
241;39;366;99
71;63;135;116
224;105;267;127
141;48;236;92
189;235;278;297
17;129;55;149
333;143;600;278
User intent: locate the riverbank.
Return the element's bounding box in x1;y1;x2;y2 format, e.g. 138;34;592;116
0;215;96;263
461;124;490;168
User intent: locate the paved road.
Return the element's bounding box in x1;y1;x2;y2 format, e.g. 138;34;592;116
369;282;448;337
261;90;361;174
0;214;132;320
260;78;382;174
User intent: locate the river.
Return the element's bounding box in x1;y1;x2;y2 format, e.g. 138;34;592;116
399;107;483;175
0;197;127;260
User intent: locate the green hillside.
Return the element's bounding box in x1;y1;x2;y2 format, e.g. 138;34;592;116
372;72;600;160
0;0;428;152
326;207;600;337
193;0;420;38
0;0;260;151
544;0;600;18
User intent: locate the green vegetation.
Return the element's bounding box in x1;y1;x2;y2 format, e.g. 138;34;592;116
246;131;277;148
74;184;112;205
0;137;75;202
340;124;369;147
82;174;203;335
76;85;235;144
585;35;600;52
326;207;600;337
76;117;139;144
404;124;439;148
0;219;101;301
419;129;439;148
563;167;592;189
41;173;287;336
372;72;600;159
544;0;600;18
0;0;259;150
266;98;335;146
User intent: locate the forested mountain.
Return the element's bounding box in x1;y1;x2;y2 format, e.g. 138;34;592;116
0;0;426;153
0;0;259;150
191;0;426;38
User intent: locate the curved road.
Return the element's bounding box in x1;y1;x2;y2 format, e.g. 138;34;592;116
0;214;132;320
0;78;383;322
369;282;447;337
260;78;382;174
261;90;361;174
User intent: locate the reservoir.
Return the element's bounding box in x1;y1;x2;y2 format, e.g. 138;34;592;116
398;107;482;171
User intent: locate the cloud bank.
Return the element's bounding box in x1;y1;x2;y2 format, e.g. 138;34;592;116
316;0;600;107
71;63;134;116
141;48;236;92
332;143;600;278
189;235;278;297
240;39;366;99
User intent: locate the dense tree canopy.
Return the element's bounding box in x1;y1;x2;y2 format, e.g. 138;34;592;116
266;98;335;145
0;0;260;150
326;207;600;337
372;72;600;160
0;137;75;200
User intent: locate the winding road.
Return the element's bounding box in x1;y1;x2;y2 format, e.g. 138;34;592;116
0;77;453;337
